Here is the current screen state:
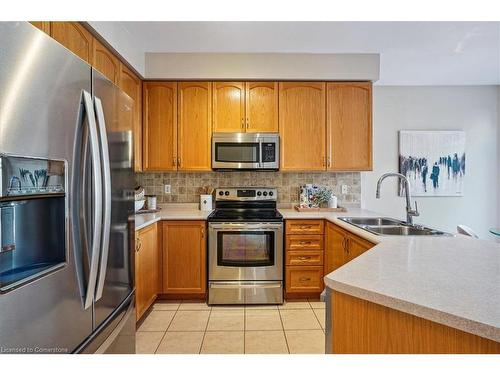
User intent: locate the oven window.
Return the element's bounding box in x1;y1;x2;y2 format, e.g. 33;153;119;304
217;231;275;267
215;143;259;163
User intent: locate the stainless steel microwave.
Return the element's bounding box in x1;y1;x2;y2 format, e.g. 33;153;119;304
212;133;279;170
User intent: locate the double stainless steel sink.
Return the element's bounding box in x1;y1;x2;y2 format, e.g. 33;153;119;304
339;217;452;236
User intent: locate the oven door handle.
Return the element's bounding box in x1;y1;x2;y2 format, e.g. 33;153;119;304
209;223;283;230
210;282;282;289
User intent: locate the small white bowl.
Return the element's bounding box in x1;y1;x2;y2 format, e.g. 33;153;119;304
135;199;145;212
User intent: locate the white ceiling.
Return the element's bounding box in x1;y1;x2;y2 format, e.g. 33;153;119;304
92;21;500;85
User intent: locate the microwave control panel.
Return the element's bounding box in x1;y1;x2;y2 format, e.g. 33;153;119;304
261;143;276;163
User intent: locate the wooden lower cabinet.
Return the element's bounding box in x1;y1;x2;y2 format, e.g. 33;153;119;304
330;291;500;354
324;222;375;275
162;221;206;296
285;220;325;298
286;266;324;294
135;223;160;321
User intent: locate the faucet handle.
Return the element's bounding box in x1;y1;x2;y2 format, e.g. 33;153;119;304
414;201;420;216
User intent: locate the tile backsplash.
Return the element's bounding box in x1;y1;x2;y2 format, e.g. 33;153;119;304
135;172;361;205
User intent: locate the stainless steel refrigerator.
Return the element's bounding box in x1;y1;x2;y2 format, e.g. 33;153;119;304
0;22;135;353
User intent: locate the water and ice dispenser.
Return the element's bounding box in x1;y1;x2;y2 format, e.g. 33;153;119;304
0;155;66;292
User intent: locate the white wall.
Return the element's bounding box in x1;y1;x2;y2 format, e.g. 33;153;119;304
145;53;379;80
361;86;499;239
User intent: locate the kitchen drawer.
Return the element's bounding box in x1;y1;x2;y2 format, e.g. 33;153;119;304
285;266;323;294
286;220;324;235
286;234;324;251
286;250;324;266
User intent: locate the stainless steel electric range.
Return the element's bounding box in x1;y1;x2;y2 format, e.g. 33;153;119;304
207;187;284;305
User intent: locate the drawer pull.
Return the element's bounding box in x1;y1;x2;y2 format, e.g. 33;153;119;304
299;225;312;229
299;277;312;282
298;256;311;260
299;241;312;245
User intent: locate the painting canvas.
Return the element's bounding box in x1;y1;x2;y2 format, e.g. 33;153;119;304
399;130;466;197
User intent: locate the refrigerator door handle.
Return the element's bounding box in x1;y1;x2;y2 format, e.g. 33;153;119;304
94;97;112;301
82;90;103;310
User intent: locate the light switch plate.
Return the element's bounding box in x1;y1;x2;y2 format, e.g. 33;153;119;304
164;184;171;194
341;185;348;194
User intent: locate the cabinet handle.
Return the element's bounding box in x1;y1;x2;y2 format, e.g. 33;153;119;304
322;156;326;167
246;118;249;129
136;238;142;252
299;241;312;245
327;156;331;168
177;157;181;167
299;277;311;282
298;256;311;260
299;225;312;229
345;238;350;255
201;228;205;239
172;157;177;167
241;118;245;129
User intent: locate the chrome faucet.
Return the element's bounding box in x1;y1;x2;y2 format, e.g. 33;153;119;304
376;172;420;225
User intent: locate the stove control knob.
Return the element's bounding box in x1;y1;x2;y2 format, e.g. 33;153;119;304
225;191;230;196
263;191;268;196
269;191;274;196
257;191;262;196
218;191;224;196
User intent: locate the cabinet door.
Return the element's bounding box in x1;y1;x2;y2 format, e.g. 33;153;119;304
29;21;51;34
178;82;212;171
327;82;372;171
325;222;348;274
118;63;143;172
143;82;177;171
213;82;245;132
347;233;374;262
92;38;120;84
136;223;159;321
245;82;278;133
279;82;326;171
51;22;93;63
162;221;206;295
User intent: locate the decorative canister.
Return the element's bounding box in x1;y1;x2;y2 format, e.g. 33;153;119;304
328;195;338;208
146;195;157;210
200;194;212;211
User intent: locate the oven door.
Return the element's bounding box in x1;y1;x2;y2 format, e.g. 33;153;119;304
209;222;283;281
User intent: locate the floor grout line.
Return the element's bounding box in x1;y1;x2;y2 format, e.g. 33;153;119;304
277;306;291;354
153;305;179;354
198;306;213;354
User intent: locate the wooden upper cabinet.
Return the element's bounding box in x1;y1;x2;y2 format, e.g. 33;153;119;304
178;82;212;171
213;82;245;132
29;22;51;34
118;63;143;172
279;82;326;171
162;221;207;295
92;38;120;84
325;222;348;275
50;22;93;63
245;82;278;133
327;82;372;171
143;82;177;171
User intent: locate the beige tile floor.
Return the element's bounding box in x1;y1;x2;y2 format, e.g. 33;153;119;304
136;299;326;354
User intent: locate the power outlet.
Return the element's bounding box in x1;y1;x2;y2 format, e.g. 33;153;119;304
164;184;171;194
341;185;349;194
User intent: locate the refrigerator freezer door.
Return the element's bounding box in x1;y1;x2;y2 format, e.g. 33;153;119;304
92;70;135;331
0;22;93;352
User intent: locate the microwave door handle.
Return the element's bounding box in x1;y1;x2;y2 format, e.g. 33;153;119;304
94;97;112;302
259;140;262;168
81;90;103;310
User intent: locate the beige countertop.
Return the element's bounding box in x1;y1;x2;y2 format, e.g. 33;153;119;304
135;203;500;342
